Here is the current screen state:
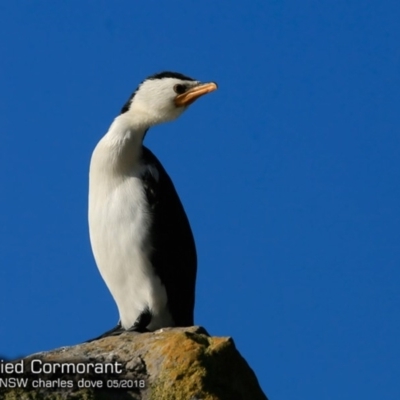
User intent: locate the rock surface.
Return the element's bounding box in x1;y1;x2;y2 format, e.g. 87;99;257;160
0;326;267;400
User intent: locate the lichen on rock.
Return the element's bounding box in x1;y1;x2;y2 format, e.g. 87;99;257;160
0;326;267;400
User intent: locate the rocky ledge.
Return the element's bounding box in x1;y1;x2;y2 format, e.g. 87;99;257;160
0;326;267;400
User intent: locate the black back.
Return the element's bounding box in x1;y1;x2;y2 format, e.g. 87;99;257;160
141;146;197;326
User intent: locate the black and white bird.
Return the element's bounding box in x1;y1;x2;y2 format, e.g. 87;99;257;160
88;71;217;340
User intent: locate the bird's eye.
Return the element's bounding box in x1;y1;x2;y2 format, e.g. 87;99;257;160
174;84;187;94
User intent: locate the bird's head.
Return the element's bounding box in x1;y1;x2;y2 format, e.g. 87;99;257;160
120;72;217;127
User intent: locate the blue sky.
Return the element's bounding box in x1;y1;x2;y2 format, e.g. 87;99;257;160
1;1;399;398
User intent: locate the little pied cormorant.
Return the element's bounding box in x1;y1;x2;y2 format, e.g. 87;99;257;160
88;71;217;340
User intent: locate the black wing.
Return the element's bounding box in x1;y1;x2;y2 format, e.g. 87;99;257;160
141;146;197;326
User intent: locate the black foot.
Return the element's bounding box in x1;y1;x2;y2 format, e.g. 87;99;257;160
85;309;152;342
85;322;125;343
127;308;152;333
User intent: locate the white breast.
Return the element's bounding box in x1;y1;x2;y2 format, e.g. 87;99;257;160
88;137;173;330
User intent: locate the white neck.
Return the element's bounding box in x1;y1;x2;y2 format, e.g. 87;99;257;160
95;113;150;174
106;111;149;142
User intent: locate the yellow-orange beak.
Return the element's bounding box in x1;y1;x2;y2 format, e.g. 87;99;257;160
175;82;218;107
